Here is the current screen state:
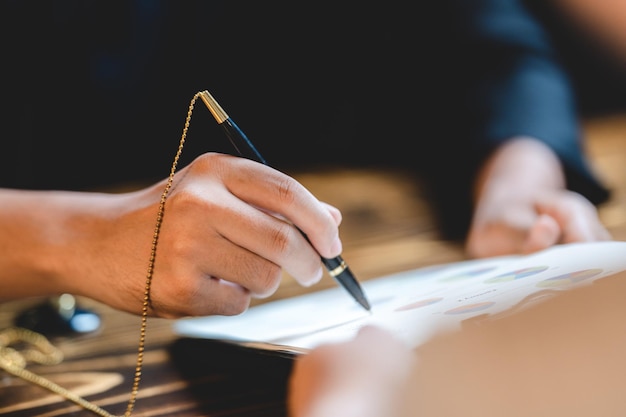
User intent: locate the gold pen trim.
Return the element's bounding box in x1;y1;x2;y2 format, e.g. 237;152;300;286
328;260;347;277
200;90;229;124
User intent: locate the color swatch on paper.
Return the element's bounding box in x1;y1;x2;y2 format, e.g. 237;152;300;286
536;268;603;288
484;266;549;283
444;301;495;315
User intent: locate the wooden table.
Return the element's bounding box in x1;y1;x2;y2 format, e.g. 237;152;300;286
1;116;626;416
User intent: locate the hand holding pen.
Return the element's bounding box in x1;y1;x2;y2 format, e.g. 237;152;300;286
200;90;371;311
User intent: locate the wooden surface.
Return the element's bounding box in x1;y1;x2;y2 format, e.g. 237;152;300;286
1;115;625;416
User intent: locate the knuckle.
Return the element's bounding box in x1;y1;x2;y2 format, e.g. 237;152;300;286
269;222;293;256
194;151;223;167
275;176;298;207
189;152;230;178
252;263;283;298
167;188;201;215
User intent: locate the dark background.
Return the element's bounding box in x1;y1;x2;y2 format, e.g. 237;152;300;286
1;0;625;236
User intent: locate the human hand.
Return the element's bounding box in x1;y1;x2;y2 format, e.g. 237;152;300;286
288;326;414;417
466;137;611;258
0;153;343;318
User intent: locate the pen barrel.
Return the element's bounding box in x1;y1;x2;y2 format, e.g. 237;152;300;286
201;91;370;311
321;256;348;278
298;231;349;279
323;256;370;310
221;120;267;165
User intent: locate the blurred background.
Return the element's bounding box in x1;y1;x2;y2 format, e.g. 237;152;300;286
1;0;626;299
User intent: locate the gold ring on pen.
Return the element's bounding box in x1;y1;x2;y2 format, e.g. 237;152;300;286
328;261;347;277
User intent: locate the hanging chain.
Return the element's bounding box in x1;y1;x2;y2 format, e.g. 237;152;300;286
0;91;204;417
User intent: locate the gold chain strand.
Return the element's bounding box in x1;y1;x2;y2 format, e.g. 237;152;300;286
0;91;203;417
0;349;114;417
0;327;63;365
123;90;201;416
0;327;114;416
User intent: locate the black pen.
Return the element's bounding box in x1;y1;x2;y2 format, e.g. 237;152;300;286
199;90;371;311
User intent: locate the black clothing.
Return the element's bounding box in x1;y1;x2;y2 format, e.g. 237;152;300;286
0;0;618;237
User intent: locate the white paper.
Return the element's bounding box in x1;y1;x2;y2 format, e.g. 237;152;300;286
173;241;626;353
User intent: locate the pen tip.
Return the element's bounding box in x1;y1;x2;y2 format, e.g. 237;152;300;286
360;297;372;311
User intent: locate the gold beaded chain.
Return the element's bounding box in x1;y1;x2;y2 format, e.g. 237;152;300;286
0;91;203;416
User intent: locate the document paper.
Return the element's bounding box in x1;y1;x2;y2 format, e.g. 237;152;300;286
174;241;626;353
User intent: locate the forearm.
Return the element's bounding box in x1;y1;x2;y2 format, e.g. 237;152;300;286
0;188;135;299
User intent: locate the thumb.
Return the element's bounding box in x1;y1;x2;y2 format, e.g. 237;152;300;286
521;214;562;254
